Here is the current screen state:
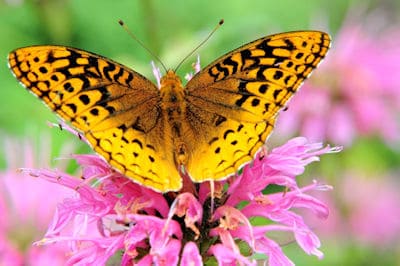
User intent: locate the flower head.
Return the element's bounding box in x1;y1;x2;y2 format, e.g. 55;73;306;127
21;122;338;266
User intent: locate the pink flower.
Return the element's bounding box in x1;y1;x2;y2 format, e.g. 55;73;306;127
185;55;201;81
342;173;400;246
275;14;400;146
302;172;400;250
20;125;339;265
0;137;73;266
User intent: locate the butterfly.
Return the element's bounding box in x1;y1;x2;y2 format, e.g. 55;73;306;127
8;30;331;192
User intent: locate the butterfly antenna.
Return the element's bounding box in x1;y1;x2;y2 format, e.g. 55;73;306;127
118;19;168;73
174;19;224;72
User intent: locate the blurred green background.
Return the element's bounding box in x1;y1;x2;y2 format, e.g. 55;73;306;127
1;0;400;265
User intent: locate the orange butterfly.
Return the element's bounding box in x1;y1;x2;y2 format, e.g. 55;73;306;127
8;30;330;192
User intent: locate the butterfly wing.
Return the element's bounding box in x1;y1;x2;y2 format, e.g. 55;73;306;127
185;31;331;182
8;46;181;192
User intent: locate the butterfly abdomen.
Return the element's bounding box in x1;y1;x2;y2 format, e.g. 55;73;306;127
159;70;189;166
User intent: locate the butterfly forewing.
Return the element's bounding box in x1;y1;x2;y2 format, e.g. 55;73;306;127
184;31;330;183
8;46;182;191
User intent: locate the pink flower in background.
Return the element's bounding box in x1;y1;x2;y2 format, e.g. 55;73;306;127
303;173;400;249
0;137;73;266
275;18;400;146
342;173;400;246
20;132;339;265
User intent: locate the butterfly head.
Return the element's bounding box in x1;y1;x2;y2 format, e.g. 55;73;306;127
160;70;182;84
160;70;185;105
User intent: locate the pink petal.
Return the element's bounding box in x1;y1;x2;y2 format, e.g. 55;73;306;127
209;244;256;266
168;193;203;238
181;242;203;266
254;236;295;266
